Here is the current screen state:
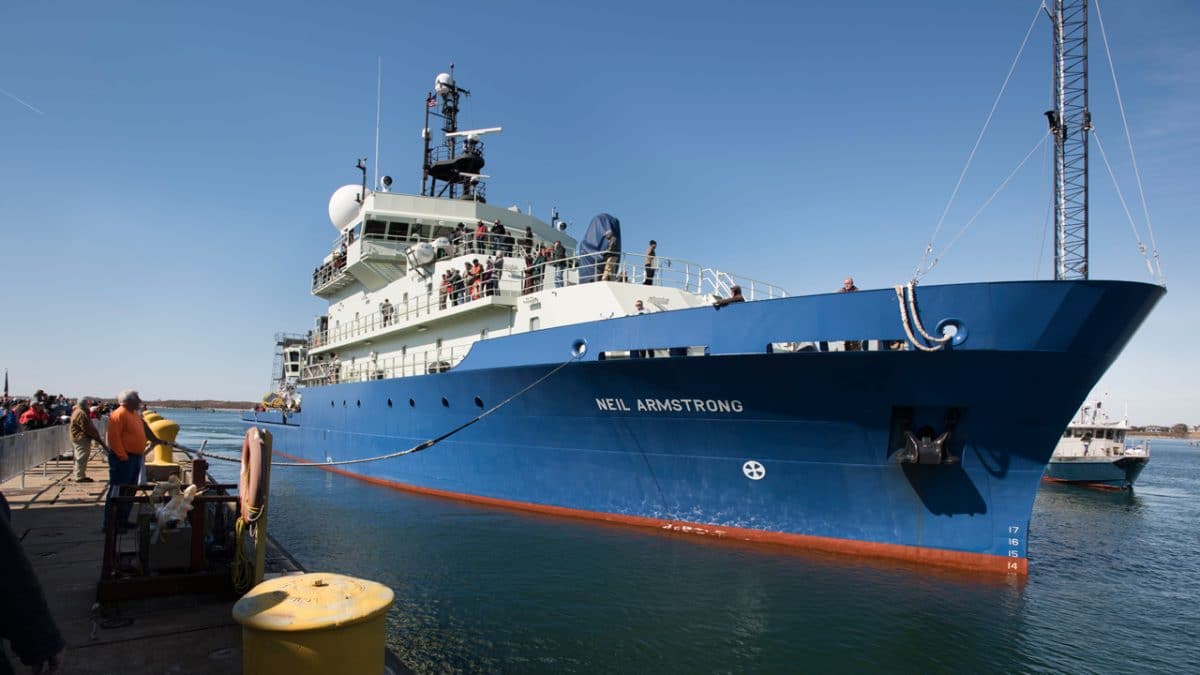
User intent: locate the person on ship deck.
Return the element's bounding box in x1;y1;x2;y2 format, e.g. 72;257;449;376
838;277;862;350
469;259;484;300
491;220;509;254
713;285;745;308
601;231;620;281
379;298;394;326
644;240;657;285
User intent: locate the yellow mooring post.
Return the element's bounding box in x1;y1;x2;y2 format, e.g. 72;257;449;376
232;573;395;675
143;412;182;482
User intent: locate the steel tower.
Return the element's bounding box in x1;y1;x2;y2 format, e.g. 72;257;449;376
1048;0;1091;280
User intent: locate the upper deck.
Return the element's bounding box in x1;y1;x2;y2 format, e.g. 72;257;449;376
313;191;577;296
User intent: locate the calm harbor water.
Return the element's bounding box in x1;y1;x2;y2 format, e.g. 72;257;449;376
170;409;1199;673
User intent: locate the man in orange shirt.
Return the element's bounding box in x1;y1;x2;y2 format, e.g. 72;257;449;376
103;390;151;532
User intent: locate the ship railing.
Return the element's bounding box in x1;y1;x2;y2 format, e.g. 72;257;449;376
311;257;350;293
316;223;788;301
300;362;330;385
427;143;486;164
309;249;786;352
317;229;529;282
301;344;472;385
309;285;518;352
359;238;409;259
567;250;788;300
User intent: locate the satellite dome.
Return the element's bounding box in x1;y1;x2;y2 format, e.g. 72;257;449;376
434;73;454;96
328;184;362;231
408;241;435;266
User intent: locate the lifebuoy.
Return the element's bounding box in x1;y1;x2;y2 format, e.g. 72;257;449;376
239;428;266;523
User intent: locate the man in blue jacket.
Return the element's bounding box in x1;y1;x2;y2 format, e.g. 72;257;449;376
0;406;17;436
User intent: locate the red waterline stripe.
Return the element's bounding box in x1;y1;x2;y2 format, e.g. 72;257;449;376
270;447;1027;577
1041;476;1125;491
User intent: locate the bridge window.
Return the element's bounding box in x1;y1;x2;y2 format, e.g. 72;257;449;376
387;222;410;240
365;219;387;237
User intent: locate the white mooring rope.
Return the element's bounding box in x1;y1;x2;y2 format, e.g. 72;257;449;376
895;282;951;353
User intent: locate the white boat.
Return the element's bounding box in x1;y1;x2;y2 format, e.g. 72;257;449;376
1045;402;1150;489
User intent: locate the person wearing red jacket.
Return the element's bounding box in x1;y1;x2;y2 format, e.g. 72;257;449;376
18;403;49;431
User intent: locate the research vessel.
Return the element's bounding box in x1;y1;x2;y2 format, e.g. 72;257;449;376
246;1;1164;574
1045;402;1150;489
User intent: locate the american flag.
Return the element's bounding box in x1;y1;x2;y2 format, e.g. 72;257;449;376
426;94;437;109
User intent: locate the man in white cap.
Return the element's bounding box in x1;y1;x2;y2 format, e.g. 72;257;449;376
104;390;149;531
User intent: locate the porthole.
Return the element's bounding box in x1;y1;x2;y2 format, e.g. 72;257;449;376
330;401;334;407
474;396;484;409
342;400;346;407
408;398;415;408
356;400;361;408
387;398;393;408
441;397;449;408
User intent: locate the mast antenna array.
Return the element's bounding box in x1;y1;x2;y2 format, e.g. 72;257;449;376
420;65;500;202
1047;0;1091;280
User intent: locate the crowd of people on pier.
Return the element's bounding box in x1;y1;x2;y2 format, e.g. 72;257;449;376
0;389;114;437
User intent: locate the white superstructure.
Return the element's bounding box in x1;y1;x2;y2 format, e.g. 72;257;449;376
302;188;785;385
1053;402;1149;460
295;68;788;386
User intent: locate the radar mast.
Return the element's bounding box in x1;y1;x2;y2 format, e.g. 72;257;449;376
1048;0;1091;280
420;65;501;202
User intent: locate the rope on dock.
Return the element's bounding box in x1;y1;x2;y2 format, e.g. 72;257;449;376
176;353;581;467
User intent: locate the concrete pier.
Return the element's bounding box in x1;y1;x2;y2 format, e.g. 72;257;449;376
2;453;303;674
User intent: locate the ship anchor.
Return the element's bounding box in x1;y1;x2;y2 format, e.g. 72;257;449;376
895;430;959;466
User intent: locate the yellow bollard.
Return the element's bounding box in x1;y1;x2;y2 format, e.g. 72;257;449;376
145;416;182;481
143;411;164;424
233;573;394;675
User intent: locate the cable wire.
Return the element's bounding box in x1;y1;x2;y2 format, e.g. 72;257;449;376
1093;130;1161;282
1094;0;1164;284
922;133;1050;273
184;353;581;467
917;1;1046;279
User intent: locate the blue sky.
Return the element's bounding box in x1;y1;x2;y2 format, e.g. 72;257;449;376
1;1;1196;424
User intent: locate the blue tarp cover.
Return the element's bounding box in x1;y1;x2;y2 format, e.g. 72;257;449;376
578;213;621;283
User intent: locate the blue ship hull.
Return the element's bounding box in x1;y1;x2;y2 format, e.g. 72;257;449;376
1044;456;1148;489
245;280;1163;574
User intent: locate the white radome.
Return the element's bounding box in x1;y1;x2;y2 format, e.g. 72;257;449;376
408;241;435;266
435;73;454;96
328;184;362;231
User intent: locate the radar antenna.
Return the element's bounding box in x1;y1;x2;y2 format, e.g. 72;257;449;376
420;65;501;202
